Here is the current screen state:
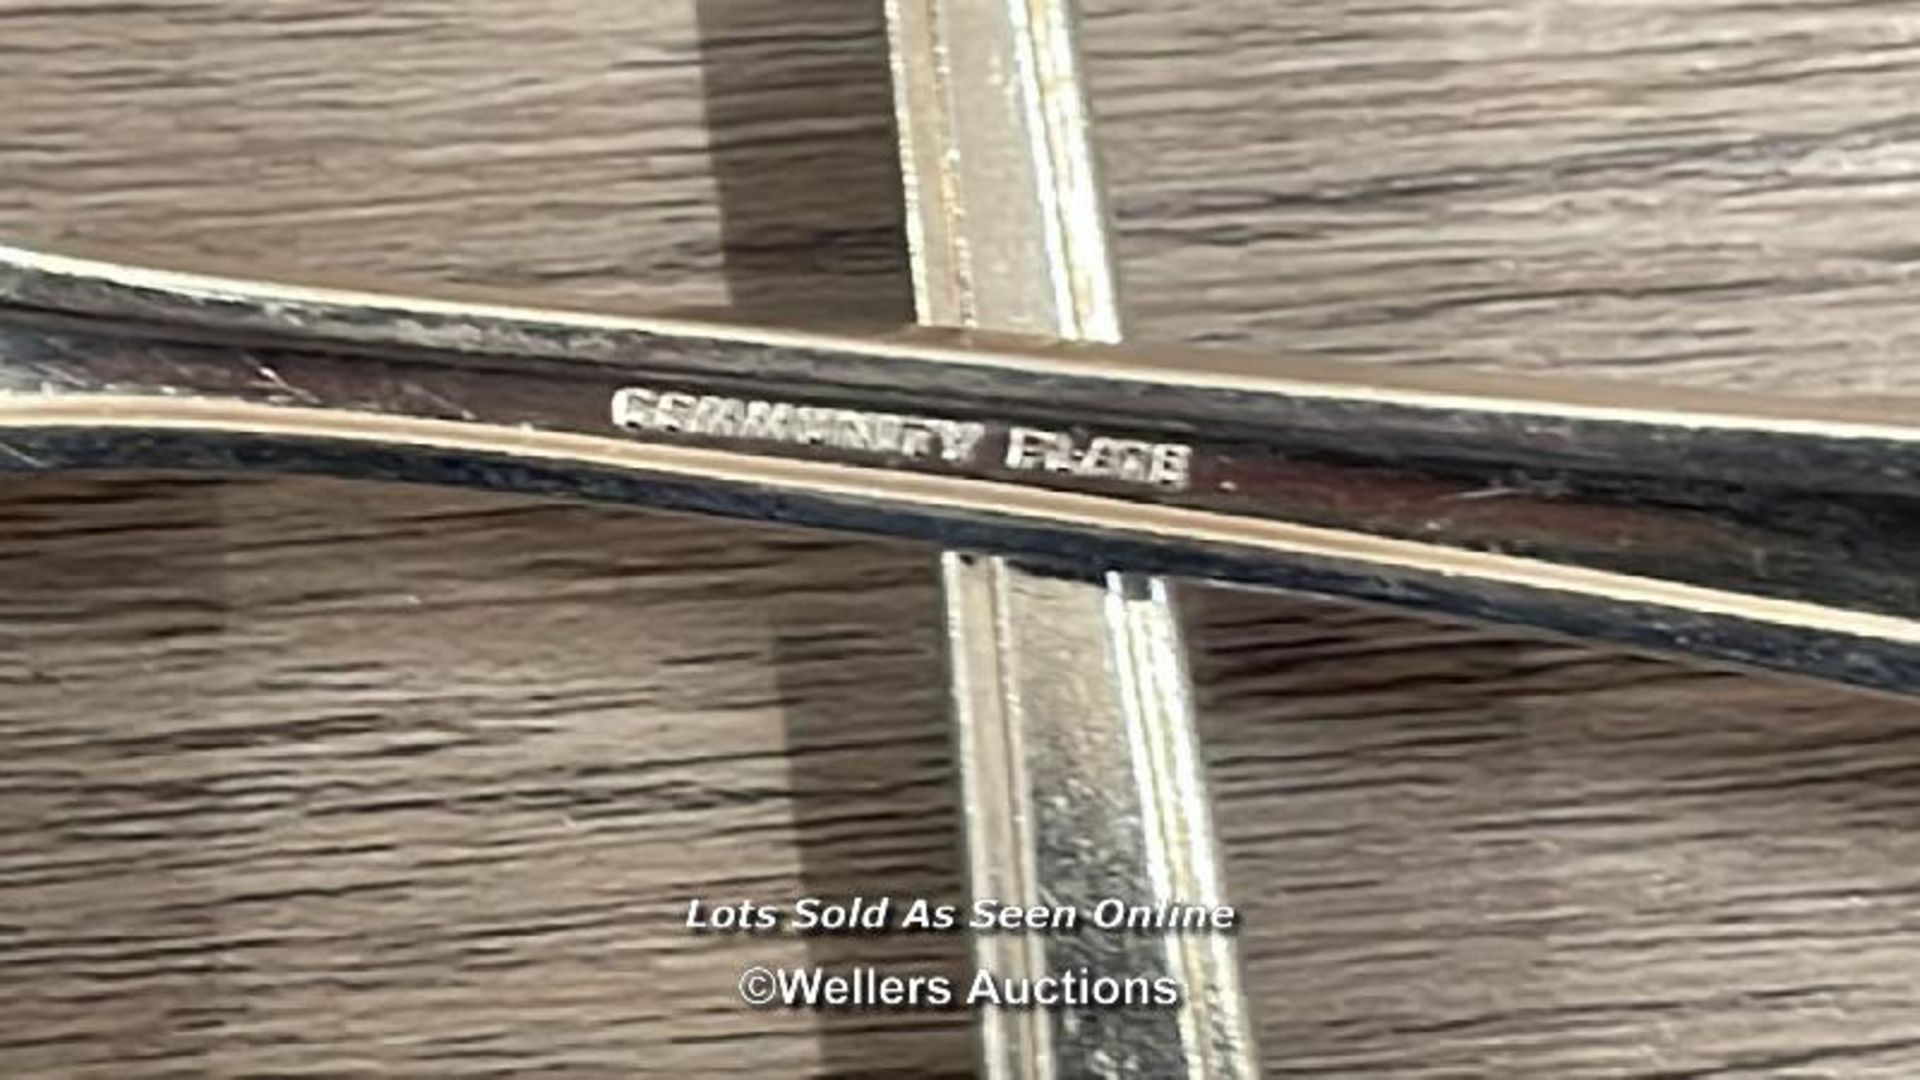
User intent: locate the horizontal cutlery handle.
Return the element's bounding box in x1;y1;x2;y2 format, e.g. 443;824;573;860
5;244;1919;695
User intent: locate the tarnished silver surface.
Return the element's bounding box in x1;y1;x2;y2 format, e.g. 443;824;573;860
886;0;1254;1075
7;245;1920;696
941;562;1252;1078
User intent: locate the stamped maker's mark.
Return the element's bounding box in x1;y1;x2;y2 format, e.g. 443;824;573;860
1005;427;1192;491
611;386;1193;492
612;386;984;463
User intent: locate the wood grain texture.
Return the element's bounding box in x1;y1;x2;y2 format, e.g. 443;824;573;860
0;477;967;1078
1077;1;1920;1075
1083;0;1920;397
0;1;963;1076
5;0;1920;1077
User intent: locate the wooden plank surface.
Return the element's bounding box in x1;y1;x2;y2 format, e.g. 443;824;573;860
4;0;1920;1076
0;3;966;1077
1077;2;1920;1074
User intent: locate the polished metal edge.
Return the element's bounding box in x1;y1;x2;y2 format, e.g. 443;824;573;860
887;0;1255;1076
6;252;1920;693
4;391;1920;694
11;242;1920;444
12;241;1920;439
